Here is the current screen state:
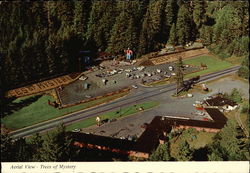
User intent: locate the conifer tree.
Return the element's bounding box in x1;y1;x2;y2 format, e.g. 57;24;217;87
192;0;206;36
40;124;75;161
108;1;140;54
212;4;241;46
207;141;224;161
149;143;171;161
12;138;32;162
1;133;13;161
175;3;194;45
56;1;74;27
74;0;91;39
164;0;179;41
86;0;117;51
168;23;177;45
138;0;166;55
219;120;248;160
175;57;184;94
30;133;45;161
238;56;249;79
176;141;193;161
208;120;249;161
30;2;48;31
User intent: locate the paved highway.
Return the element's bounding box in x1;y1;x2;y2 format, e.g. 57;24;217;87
10;66;240;138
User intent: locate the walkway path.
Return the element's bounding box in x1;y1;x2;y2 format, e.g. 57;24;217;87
235;109;249;138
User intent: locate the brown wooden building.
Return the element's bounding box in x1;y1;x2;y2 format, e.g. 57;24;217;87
71;108;228;159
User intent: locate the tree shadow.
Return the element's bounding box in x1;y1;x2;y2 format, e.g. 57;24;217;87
1;95;43;118
193;147;209;161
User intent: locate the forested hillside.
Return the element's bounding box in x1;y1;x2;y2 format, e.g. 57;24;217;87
0;0;249;91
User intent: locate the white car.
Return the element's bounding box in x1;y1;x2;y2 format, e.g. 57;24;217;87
195;101;202;104
125;69;132;72
72;129;81;132
156;69;162;73
125;73;130;77
132;85;138;89
137;66;145;71
79;76;88;81
135;75;140;79
85;95;92;98
110;70;117;75
169;66;174;71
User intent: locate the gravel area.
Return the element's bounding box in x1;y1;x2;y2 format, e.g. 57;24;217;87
204;76;249;99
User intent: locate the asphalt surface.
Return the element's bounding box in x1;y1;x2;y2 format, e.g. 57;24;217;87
9;66;240;139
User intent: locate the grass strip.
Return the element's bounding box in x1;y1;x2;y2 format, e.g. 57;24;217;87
145;55;233;87
183;55;233;78
2;91;129;130
66;101;159;131
26;101;159;141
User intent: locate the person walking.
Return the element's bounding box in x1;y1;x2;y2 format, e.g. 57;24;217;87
96;116;101;126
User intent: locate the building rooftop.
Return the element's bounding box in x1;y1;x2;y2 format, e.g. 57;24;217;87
205;96;237;107
70;108;228;158
133;108;228;154
205;108;227;123
69;132;136;151
133;117;172;153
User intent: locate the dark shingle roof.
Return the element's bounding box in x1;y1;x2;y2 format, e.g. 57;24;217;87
133;117;172;153
69;132;136;151
70;108;228;155
133;108;228;153
206;96;237;107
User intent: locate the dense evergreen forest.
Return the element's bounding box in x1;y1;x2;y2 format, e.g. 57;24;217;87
0;0;249;91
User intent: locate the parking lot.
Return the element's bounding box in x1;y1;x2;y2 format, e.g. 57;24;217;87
59;60;200;106
80;75;248;140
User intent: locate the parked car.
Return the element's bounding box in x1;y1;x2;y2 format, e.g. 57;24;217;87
132;85;138;89
169;66;174;71
72;128;81;132
85;95;92;98
79;76;88;81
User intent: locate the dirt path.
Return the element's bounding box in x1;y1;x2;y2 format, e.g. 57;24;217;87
235;109;249;138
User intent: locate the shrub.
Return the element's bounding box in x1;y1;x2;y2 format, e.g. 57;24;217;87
230;88;243;103
238;66;249;79
223;88;243;104
217;52;230;59
241;102;249;114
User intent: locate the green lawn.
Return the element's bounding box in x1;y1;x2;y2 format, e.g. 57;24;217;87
170;129;215;159
146;55;233;87
184;55;233;78
2;91;129;130
66;101;159;131
25;101;159;141
146;78;171;87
